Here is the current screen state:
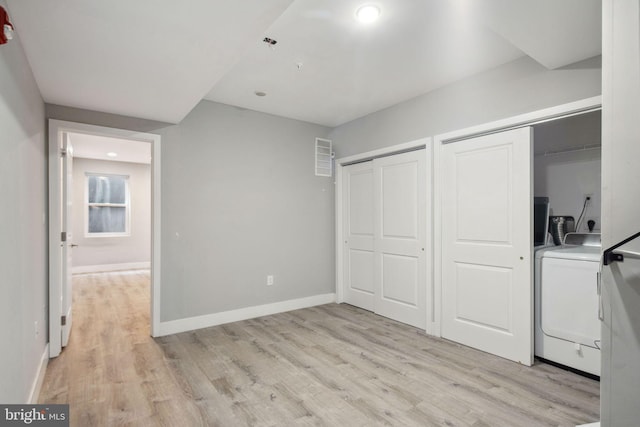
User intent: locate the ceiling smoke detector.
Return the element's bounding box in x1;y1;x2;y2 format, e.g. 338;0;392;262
254;91;267;97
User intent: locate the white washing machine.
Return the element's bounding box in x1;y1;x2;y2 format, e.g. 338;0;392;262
534;242;601;376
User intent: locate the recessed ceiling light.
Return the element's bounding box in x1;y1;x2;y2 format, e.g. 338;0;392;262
255;91;267;97
356;5;380;23
107;152;118;157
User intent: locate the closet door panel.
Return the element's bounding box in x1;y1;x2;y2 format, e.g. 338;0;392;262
343;161;375;310
374;150;427;329
441;127;532;365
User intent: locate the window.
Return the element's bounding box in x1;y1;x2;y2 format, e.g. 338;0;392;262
86;174;130;237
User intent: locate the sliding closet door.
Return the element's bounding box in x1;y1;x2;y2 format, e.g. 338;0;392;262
343;161;375;311
374;151;427;329
441;127;532;365
342;149;427;329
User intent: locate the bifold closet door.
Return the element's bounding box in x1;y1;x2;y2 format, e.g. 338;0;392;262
441;127;532;365
343;150;426;329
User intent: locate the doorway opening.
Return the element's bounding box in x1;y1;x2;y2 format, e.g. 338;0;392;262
532;109;602;377
48;120;161;358
70;133;152;273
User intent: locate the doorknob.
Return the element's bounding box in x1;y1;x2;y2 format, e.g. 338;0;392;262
70;244;78;248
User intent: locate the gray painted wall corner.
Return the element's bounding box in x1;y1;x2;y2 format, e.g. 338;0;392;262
0;0;48;403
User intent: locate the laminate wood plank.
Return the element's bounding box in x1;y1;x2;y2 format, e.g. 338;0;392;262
38;271;599;426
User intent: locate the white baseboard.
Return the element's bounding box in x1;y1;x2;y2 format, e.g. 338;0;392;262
155;293;336;337
28;344;49;404
72;262;150;274
577;423;600;427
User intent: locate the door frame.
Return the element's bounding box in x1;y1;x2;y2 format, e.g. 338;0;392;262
335;137;433;323
431;96;602;337
48;119;162;357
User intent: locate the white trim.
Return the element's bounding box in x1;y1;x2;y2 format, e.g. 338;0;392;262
48;120;162;355
435;96;602;144
431;131;443;337
334;137;432;327
48;122;63;357
156;293;336;337
72;262;151;274
335;164;345;304
431;96;602;338
336;139;428;165
28;344;49;404
424;142;435;336
151;135;161;337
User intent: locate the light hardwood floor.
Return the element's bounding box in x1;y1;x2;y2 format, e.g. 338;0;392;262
39;271;600;426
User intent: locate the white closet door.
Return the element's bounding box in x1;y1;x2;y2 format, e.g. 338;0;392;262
441;127;532;365
374;151;427;329
343;161;375;311
342;149;427;329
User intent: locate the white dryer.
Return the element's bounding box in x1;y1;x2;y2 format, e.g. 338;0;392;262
534;242;601;376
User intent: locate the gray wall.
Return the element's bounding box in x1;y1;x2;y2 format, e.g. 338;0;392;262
71;158;151;269
161;102;334;321
46;101;334;323
534;149;601;232
0;0;48;402
330;56;602;157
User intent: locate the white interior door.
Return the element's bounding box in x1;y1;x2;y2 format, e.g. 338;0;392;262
374;151;426;328
441;127;532;365
343;161;375;311
49;130;74;357
61;135;73;347
342;149;427;329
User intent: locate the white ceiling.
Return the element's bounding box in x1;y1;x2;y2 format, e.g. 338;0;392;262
70;133;151;164
5;0;294;124
205;0;526;127
6;0;601;127
472;0;602;70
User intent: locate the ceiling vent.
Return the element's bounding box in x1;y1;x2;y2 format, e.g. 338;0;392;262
315;138;333;177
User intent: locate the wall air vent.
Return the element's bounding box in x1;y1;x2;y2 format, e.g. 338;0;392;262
315;138;333;177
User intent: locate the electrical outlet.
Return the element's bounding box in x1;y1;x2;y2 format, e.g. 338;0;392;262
584;193;593;203
34;321;39;337
267;275;274;286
